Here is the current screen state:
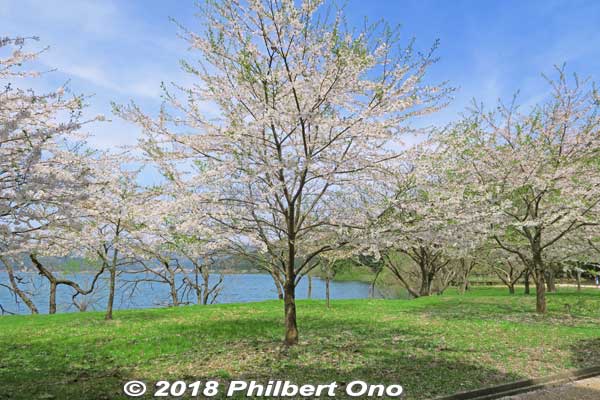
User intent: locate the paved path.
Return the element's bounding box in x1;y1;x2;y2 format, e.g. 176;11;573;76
501;376;600;400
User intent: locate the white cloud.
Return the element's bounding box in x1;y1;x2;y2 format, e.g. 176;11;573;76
2;0;121;38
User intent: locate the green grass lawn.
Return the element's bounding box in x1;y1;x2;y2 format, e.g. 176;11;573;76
1;288;599;399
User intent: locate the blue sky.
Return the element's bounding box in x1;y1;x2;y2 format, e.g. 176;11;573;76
2;0;600;151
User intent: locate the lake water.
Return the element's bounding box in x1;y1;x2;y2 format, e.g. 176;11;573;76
0;272;378;315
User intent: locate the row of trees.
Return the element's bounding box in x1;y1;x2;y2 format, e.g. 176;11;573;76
2;0;599;345
361;71;600;313
0;37;224;318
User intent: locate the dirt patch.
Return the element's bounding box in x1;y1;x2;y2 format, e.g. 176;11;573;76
501;376;600;400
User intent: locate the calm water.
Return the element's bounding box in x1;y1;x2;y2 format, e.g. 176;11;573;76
0;272;378;315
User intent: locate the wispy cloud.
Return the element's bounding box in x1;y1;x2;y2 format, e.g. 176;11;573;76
3;0;600;153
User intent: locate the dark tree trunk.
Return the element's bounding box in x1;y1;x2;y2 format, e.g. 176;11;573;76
307;275;312;299
105;264;116;320
283;218;299;345
283;279;298;345
325;276;330;308
508;284;515;294
202;280;209;305
49;282;57;314
524;270;531;295
576;270;581;292
105;221;121;319
29;254;104;316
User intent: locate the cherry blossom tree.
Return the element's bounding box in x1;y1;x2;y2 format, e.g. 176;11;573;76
317;250;349;308
1;36;103;314
362;147;485;298
489;252;525;294
117;0;448;344
456;257;478;294
14;152;128;315
547;229;600;290
57;157;145;319
129;193;225;306
91;173;141;319
1;36;99;257
433;69;600;313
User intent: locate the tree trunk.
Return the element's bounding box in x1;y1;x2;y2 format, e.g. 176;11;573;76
284;220;298;345
105;221;121;319
29;253;104;315
546;269;556;293
268;270;284;300
370;268;381;298
508;284;515;294
307;275;312;299
200;268;209;305
524;270;530;295
2;259;38;314
325;276;330;308
460;259;474;294
105;264;116;320
169;281;178;306
533;247;547;314
535;272;546;313
576;270;581;292
283;280;298;345
275;280;283;300
460;274;469;294
49;282;57;314
418;262;432;297
194;267;202;304
167;265;178;306
202;281;209;305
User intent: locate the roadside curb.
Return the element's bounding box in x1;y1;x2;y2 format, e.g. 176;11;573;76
435;366;600;400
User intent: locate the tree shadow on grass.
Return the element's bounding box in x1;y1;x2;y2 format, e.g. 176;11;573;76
486;337;600;400
569;338;600;369
396;291;600;324
0;313;526;400
2;296;599;400
0;344;524;400
0;366;126;400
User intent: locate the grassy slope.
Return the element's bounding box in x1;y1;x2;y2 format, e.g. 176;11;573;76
1;288;599;400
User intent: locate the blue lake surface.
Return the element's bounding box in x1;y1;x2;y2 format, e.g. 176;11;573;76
0;272;378;315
